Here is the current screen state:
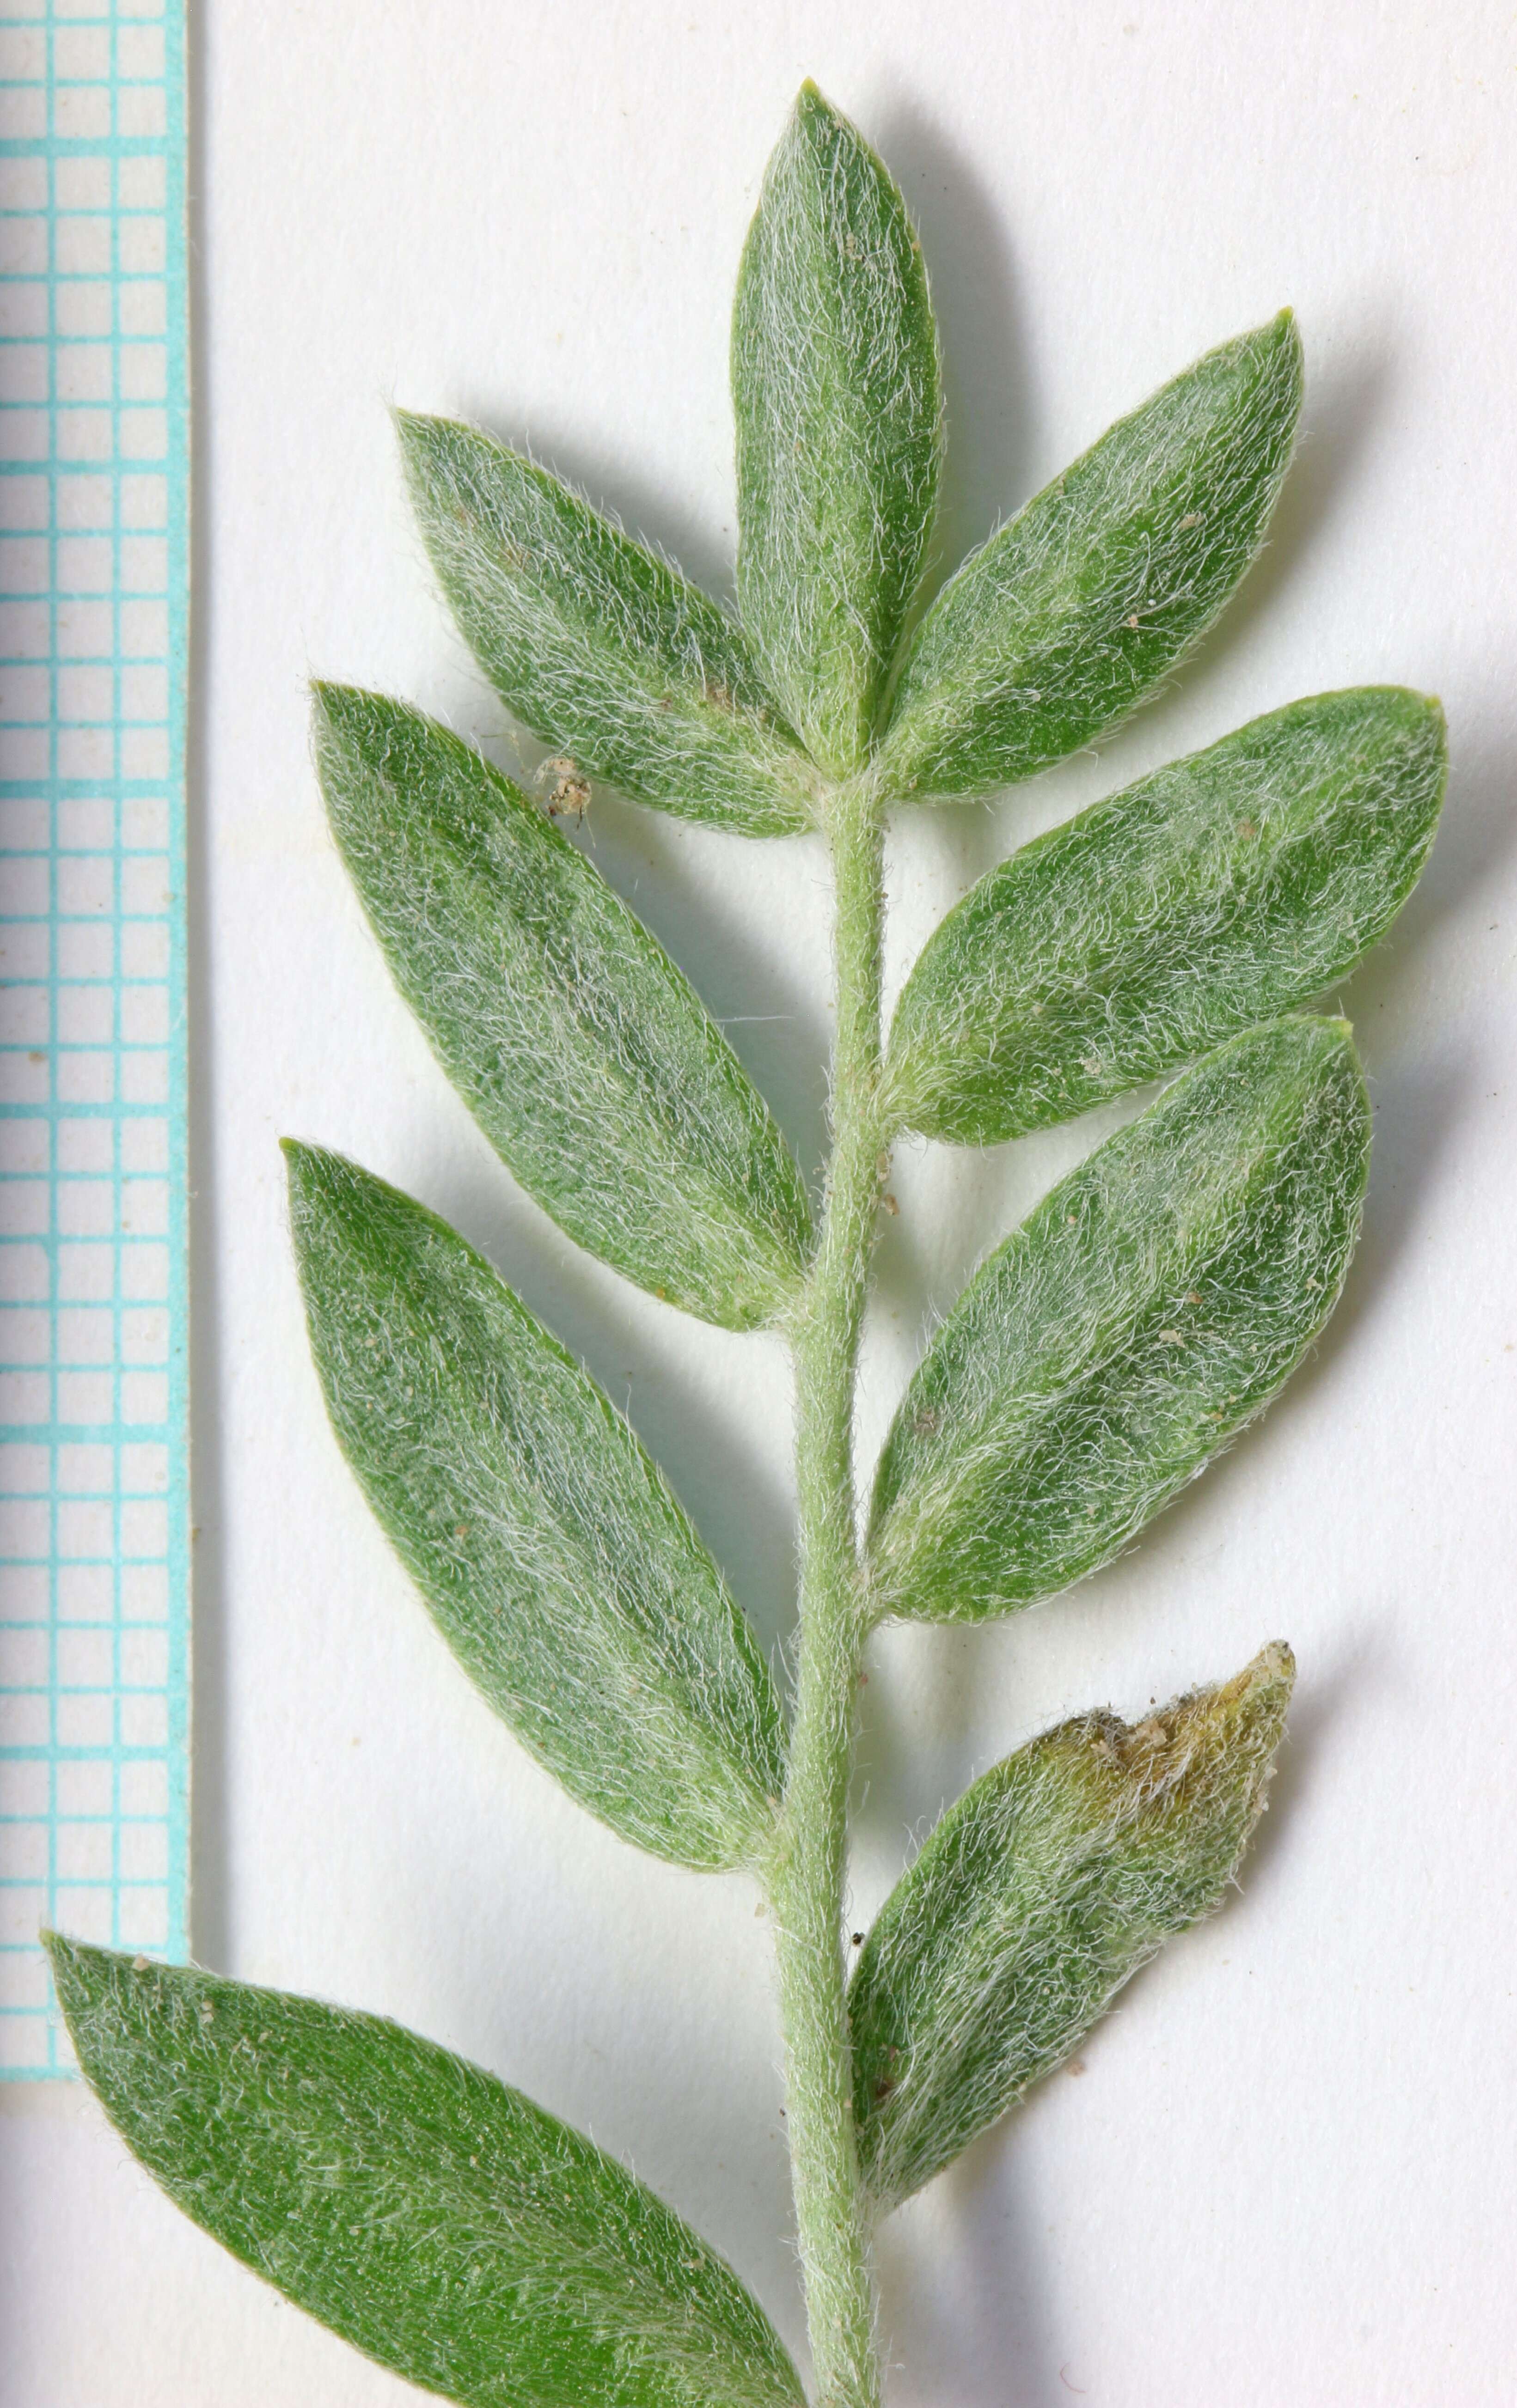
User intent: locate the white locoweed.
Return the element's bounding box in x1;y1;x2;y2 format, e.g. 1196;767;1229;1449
50;84;1442;2408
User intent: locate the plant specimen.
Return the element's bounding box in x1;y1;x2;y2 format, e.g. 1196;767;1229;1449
47;84;1444;2408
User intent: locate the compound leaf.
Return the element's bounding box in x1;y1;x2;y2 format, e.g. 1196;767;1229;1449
286;1144;787;1873
849;1645;1294;2207
886;687;1446;1143
313;684;813;1332
878;312;1303;801
868;1018;1369;1622
49;1939;807;2408
732;83;942;773
398;410;819;838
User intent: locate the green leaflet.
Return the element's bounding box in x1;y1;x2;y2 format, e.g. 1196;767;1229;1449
398;411;819;838
312;685;813;1333
285;1144;787;1873
849;1645;1294;2207
48;1940;807;2408
867;1018;1368;1622
885;687;1447;1144
732;83;942;774
877;312;1304;802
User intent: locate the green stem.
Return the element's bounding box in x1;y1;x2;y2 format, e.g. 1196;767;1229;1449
772;775;888;2408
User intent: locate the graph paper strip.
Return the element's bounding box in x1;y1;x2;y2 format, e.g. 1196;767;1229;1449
0;0;188;2077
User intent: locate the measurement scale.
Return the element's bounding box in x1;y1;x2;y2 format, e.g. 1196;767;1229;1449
0;0;187;2077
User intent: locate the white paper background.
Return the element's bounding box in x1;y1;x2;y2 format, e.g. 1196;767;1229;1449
5;1;1516;2399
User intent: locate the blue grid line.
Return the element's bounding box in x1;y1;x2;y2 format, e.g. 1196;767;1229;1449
0;0;186;2078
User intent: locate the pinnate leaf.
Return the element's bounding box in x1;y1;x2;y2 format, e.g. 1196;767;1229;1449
286;1144;787;1872
878;312;1303;801
868;1018;1369;1622
849;1644;1294;2206
313;684;813;1332
732;83;942;773
49;1939;807;2408
398;410;819;837
886;687;1446;1143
